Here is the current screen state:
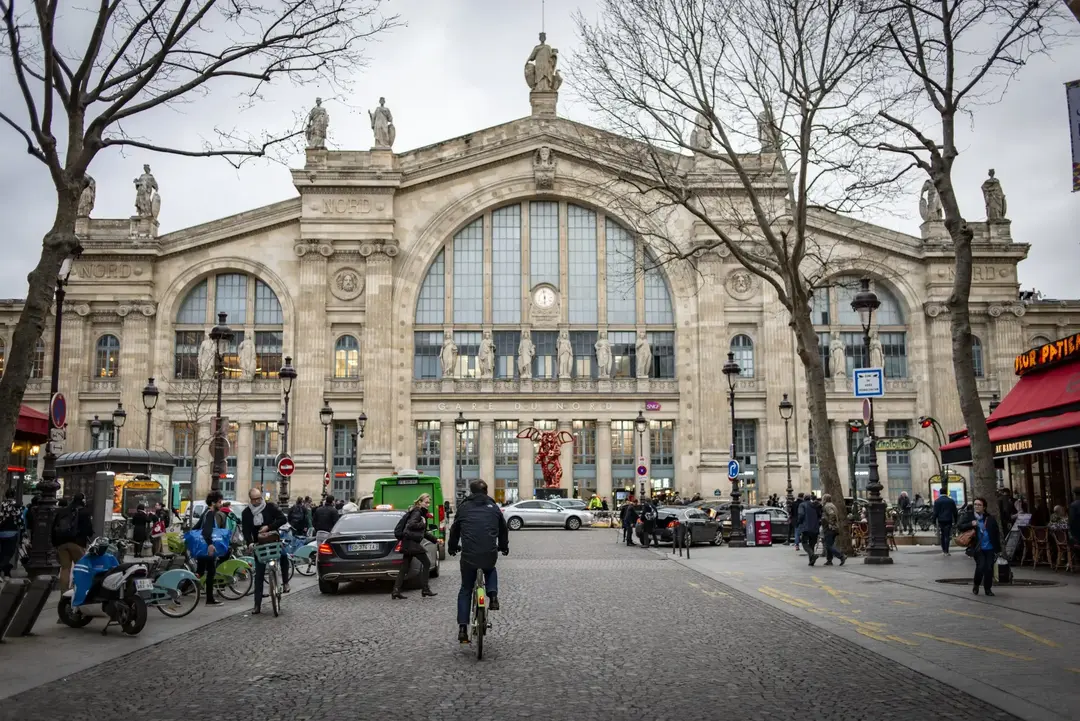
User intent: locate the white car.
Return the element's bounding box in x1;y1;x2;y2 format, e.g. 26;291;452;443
502;500;593;530
550;498;588;511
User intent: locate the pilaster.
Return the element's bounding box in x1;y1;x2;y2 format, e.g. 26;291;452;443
237;421;254;498
596;419;612;501
831;420;850;496
760;285;792;498
480;420;495;490
517;419;534;500
559;419;574;494
292;241;331;493
119;305;154;449
440;418;458;504
990;302;1026;398
925;303;963;434
359;242;396;482
59;305;87;449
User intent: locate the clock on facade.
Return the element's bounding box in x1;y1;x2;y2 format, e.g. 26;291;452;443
533;286;556;309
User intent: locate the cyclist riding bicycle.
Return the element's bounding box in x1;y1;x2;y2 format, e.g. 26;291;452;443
448;479;508;644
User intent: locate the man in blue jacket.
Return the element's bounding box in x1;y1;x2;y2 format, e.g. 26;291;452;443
448;480;508;644
933;490;959;555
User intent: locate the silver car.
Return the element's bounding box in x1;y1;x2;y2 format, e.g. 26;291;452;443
550;498;588;511
502;500;593;530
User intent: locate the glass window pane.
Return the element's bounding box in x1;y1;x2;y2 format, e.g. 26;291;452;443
881;331;907;379
492;206;521;324
413;331;443;379
495;420;519;466
453;219;483;324
255;331;282;378
734;420;757;467
176;280;208;324
817;331;831;376
835;282;860;326
606;221;636;325
532;331;558;379
30;339;44;379
214;273;247;325
573;420;597;465
455;331;482;378
334;335;360;379
811;287;830;325
611;420;635;465
645;266;674;325
568;205;598;324
95;335;121;378
971;336;984;378
610;331;636;379
648;331;675;379
570;330;597;379
649;420;675;466
174;330;202;379
530;201;559;288
416;251;445;325
875;285;904;326
494;331;520;379
416;421;441;468
254;280;283;325
842;332;868;376
731;334;754;378
885;420;910;465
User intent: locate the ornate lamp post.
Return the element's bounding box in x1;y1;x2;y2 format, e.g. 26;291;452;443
455;412;468;503
351;412;367;498
779;393;795;514
722;351;746;547
320;399;334;499
208;312;232;489
90;415;102;449
634;410;648;499
851;278;891;564
278;356;297;504
141;377;159;450
112;402;127;448
27;251;80;576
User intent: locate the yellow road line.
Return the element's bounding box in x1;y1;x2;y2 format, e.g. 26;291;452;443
943;609;992;620
1001;624;1059;648
891;600;917;606
913;632;1035;661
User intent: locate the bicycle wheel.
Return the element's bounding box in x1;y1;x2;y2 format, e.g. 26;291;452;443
269;564;280;617
292;554;316;577
220;566;253;600
282;556;295;584
474;606;485;660
157;578;201;618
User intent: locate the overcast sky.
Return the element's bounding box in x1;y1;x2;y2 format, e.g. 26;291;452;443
1;0;1078;300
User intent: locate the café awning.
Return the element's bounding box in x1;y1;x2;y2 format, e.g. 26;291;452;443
15;405;48;441
941;410;1080;465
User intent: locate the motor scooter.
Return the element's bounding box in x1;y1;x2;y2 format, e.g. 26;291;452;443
57;541;154;636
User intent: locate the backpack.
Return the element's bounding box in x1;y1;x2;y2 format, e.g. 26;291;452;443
643;506;657;522
393;511;411;541
287;504;306;528
0;501;21;532
54;507;80;541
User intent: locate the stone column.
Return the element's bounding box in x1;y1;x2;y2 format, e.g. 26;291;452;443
596;419;612;501
479;420;495;489
517;420;534;500
991;303;1025;398
291;241;331;498
832;420;851;495
358;242;397;490
696;256;729;485
237;421;254;498
59;306;87;449
760;284;793;500
637;423;651;497
119;305;153;449
925;304;963;435
439;418;457;505
559;420;574;495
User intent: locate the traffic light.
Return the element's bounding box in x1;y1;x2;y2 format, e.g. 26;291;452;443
848;420;864;434
919;417;934;429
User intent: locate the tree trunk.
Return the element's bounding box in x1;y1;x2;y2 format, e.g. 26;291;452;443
0;188;82;493
792;304;853;553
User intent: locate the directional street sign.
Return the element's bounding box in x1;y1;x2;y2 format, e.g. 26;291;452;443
853;367;885;398
277;456;295;477
727;459;741;480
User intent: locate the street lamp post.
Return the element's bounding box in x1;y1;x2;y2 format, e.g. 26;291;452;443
455;412;467;503
634;410;648;499
26;251;80;577
351;412;367;500
208;312;232;490
722;351;746;547
779;393;795;513
320;400;334;500
277;356;297;505
141;377;159;450
851;278;891;564
90;415;102;449
112;402;127;448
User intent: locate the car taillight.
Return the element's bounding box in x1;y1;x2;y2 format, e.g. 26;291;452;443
318;543;333;556
393;541;402;552
667;520;676;528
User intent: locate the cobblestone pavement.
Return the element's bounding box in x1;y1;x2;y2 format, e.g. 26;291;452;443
1;529;1020;721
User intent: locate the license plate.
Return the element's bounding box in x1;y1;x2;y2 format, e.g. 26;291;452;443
134;579;154;591
347;542;379;552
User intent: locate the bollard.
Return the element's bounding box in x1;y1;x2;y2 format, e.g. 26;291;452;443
0;579;30;641
6;575;57;637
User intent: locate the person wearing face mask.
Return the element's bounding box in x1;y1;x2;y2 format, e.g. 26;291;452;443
242;487;290;614
960;497;1002;597
391;493;440;600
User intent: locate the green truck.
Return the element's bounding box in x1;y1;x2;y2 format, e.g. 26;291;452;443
372;470;447;560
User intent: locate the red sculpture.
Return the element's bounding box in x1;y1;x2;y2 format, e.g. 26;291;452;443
517;427;575;488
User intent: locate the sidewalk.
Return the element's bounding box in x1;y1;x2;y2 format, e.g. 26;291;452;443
657;543;1080;721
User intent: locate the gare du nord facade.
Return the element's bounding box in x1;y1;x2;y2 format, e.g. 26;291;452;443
6;82;1077;511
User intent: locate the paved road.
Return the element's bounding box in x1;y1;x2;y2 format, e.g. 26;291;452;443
2;530;1017;721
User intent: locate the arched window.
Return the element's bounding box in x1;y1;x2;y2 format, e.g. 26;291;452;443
30;338;45;379
416;251;445;324
1030;335;1051;347
95;335;121;377
173;273;284;379
731;334;754;377
334;335;360;378
971;335;984;378
813;278;908;379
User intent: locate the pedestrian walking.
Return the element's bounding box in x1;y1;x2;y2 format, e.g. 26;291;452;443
792;493;805;550
150;503;168;556
312;496;340;533
897;491;912;534
287;497;309;536
0;489;23;577
959;497;1002;596
798;495;820;566
820;494;846;566
621;499;639;546
242;487;290;614
51;493;93;592
391;493;439;600
640;498;659;548
195;491;227;606
933;491;959;555
129;504;151;558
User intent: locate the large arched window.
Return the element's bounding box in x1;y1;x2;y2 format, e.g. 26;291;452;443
812;278;908;379
173;273;284;379
971;335;984;378
30;338;45;379
334;335;360;378
413;201;676;380
95;335;121;377
730;334;754;377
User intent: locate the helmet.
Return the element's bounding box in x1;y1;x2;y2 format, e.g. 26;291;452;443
88;537;111;557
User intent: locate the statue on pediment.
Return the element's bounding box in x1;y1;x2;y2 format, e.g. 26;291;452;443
982;168;1007;221
369;97;395;148
78;175;96;217
518;330;535;379
919;179;942;222
636;331;653;379
306;97;329;149
524;32;563;93
595;333;613;380
134;164;160;219
440;335;458;378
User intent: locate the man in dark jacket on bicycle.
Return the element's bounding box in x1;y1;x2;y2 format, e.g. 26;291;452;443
448;480;508;644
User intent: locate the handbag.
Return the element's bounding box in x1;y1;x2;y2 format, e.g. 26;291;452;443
256;530;281;545
956;529;976;548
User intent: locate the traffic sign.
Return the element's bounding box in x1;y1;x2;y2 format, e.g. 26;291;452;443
277;456;295;477
324;471;331;485
49;441;64;455
862;398;872;423
49;427;66;442
50;393;67;428
853;367;885;398
636;465;648;477
727;459;740;480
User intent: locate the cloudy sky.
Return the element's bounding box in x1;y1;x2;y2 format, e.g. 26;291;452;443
1;0;1078;299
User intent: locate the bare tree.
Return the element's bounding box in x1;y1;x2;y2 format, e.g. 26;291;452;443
573;0;908;550
0;0;399;477
872;0;1070;520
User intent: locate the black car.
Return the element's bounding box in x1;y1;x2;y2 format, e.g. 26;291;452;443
654;507;724;545
316;510;439;594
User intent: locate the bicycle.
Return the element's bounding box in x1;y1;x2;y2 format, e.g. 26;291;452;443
469;569;491;660
254;542;285;617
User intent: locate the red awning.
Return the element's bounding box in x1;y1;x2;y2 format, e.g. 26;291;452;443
16;405;48;440
985;362;1080;424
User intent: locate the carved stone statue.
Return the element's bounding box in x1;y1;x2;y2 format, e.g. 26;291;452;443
369;97;396;148
635;330;653;379
306;97;329;149
829;331;846;378
478;330;496;379
595;333;613;380
78;175;96;217
238;337;257;381
198;337;217;379
518;330;535;379
918;179;942;222
533;147;557;190
440;335;458;378
557;329;573;379
133;164;160;219
869;332;884;370
758;107;778;153
689;112;712;152
982;168;1007;221
524;32;563;93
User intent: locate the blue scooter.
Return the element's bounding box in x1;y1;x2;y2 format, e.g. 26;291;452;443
57;538;154;636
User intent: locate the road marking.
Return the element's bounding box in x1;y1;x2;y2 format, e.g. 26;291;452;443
913;632;1035;661
891;600;916;606
1001;624;1059;648
943;609;992;621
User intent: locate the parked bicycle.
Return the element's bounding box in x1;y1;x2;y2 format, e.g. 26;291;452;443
253;541;286;617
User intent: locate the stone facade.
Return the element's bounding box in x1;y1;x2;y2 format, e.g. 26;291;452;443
5;96;1079;508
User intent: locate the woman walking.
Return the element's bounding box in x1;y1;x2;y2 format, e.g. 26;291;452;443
129;504;151;558
391;493;439;600
961;497;1002;597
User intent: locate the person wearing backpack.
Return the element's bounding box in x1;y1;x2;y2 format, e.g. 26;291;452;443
51;493;93;591
640;498;659;548
391;493;439;600
0;489;24;577
195;491;227;606
287;499;309;535
312;496;340;533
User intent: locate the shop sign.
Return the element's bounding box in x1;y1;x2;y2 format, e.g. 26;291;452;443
874;436;918;452
1014;332;1080;376
994;439;1033;455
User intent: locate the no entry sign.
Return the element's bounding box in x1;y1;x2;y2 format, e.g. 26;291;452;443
277;456;295;477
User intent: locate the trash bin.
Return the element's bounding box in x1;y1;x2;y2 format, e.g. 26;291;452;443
753;512;773;546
